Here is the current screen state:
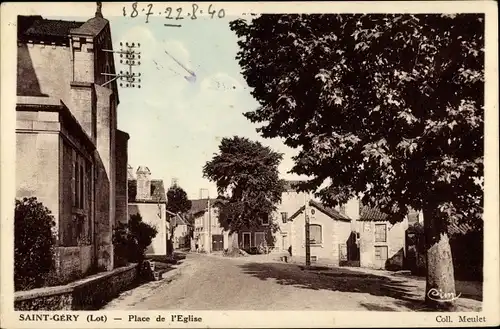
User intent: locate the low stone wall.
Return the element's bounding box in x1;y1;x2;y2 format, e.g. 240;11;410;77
14;263;138;311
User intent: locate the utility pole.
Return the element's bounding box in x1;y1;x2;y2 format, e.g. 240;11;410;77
304;192;311;267
200;188;211;253
208;191;212;253
101;41;142;88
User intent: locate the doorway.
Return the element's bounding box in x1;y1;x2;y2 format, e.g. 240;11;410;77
374;245;389;269
212;234;224;251
281;233;288;251
242;232;251;250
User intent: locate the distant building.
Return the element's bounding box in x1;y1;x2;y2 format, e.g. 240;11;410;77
15;12;128;280
128;166;168;256
127;164;135;180
169;213;191;249
189;198;231;252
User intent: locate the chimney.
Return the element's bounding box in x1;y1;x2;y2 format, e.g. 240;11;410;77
95;2;103;18
136;166;151;200
127;164;135;180
345;198;360;221
199;188;209;199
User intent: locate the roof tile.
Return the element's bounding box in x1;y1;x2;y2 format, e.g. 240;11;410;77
128;179;167;203
288;200;351;222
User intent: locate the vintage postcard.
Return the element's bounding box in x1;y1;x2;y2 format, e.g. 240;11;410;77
1;1;499;328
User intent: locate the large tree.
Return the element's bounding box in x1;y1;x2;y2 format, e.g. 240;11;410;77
203;136;285;235
166;184;192;254
166;184;192;215
230;14;484;309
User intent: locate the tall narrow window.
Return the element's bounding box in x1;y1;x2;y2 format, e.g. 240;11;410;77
281;212;288;223
255;232;266;247
309;224;322;244
79;163;84;209
75;164;80;208
375;224;387;242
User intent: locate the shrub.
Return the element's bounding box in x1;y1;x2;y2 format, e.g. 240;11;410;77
14;197;56;291
113;213;158;265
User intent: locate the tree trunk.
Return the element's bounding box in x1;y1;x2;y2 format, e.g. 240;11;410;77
423;205;456;310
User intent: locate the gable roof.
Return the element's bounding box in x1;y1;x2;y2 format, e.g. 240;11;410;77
283;180;304;192
288;199;351;222
358;203;421;223
128;179;167;203
18;14;108;43
359;205;389;221
188;198;224;216
70;17;108;37
166;211;190;226
175;214;188;226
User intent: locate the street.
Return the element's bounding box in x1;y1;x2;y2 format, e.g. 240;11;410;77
104;253;482;311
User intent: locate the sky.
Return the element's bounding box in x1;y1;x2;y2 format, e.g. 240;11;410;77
99;15;301;200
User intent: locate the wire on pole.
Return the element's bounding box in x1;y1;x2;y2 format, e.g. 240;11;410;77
101;41;142;88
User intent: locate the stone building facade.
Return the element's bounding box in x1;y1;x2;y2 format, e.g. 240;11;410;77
358;205;421;270
190;199;232;252
272;182;353;266
15;12;128;280
128;166;168;256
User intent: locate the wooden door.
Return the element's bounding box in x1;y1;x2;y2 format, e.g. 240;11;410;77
242;232;251;250
374;246;388;269
212;234;224;251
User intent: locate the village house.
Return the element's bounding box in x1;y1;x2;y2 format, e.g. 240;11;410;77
15;11;129;279
128;166;168;256
271;181;355;266
357;204;421;270
189;198;233;252
168;213;192;250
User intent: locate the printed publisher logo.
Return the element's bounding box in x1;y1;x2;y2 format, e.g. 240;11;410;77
427;288;461;302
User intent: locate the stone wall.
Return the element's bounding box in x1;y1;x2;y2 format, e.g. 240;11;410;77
16;128;60;231
115;130;129;226
17;43;72;100
14;264;138;311
55;246;94;282
94;84;115;271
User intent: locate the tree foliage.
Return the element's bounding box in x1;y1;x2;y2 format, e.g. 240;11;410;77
230;14;484;226
14;197;56;291
113;213;158;264
166;184;192;216
203;136;285;233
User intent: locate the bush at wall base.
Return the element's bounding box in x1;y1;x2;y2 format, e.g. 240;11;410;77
14;197;56;291
113;213;158;264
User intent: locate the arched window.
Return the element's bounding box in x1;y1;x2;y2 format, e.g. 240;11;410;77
309;224;322;244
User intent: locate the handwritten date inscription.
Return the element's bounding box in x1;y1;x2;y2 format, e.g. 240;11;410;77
123;2;225;24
